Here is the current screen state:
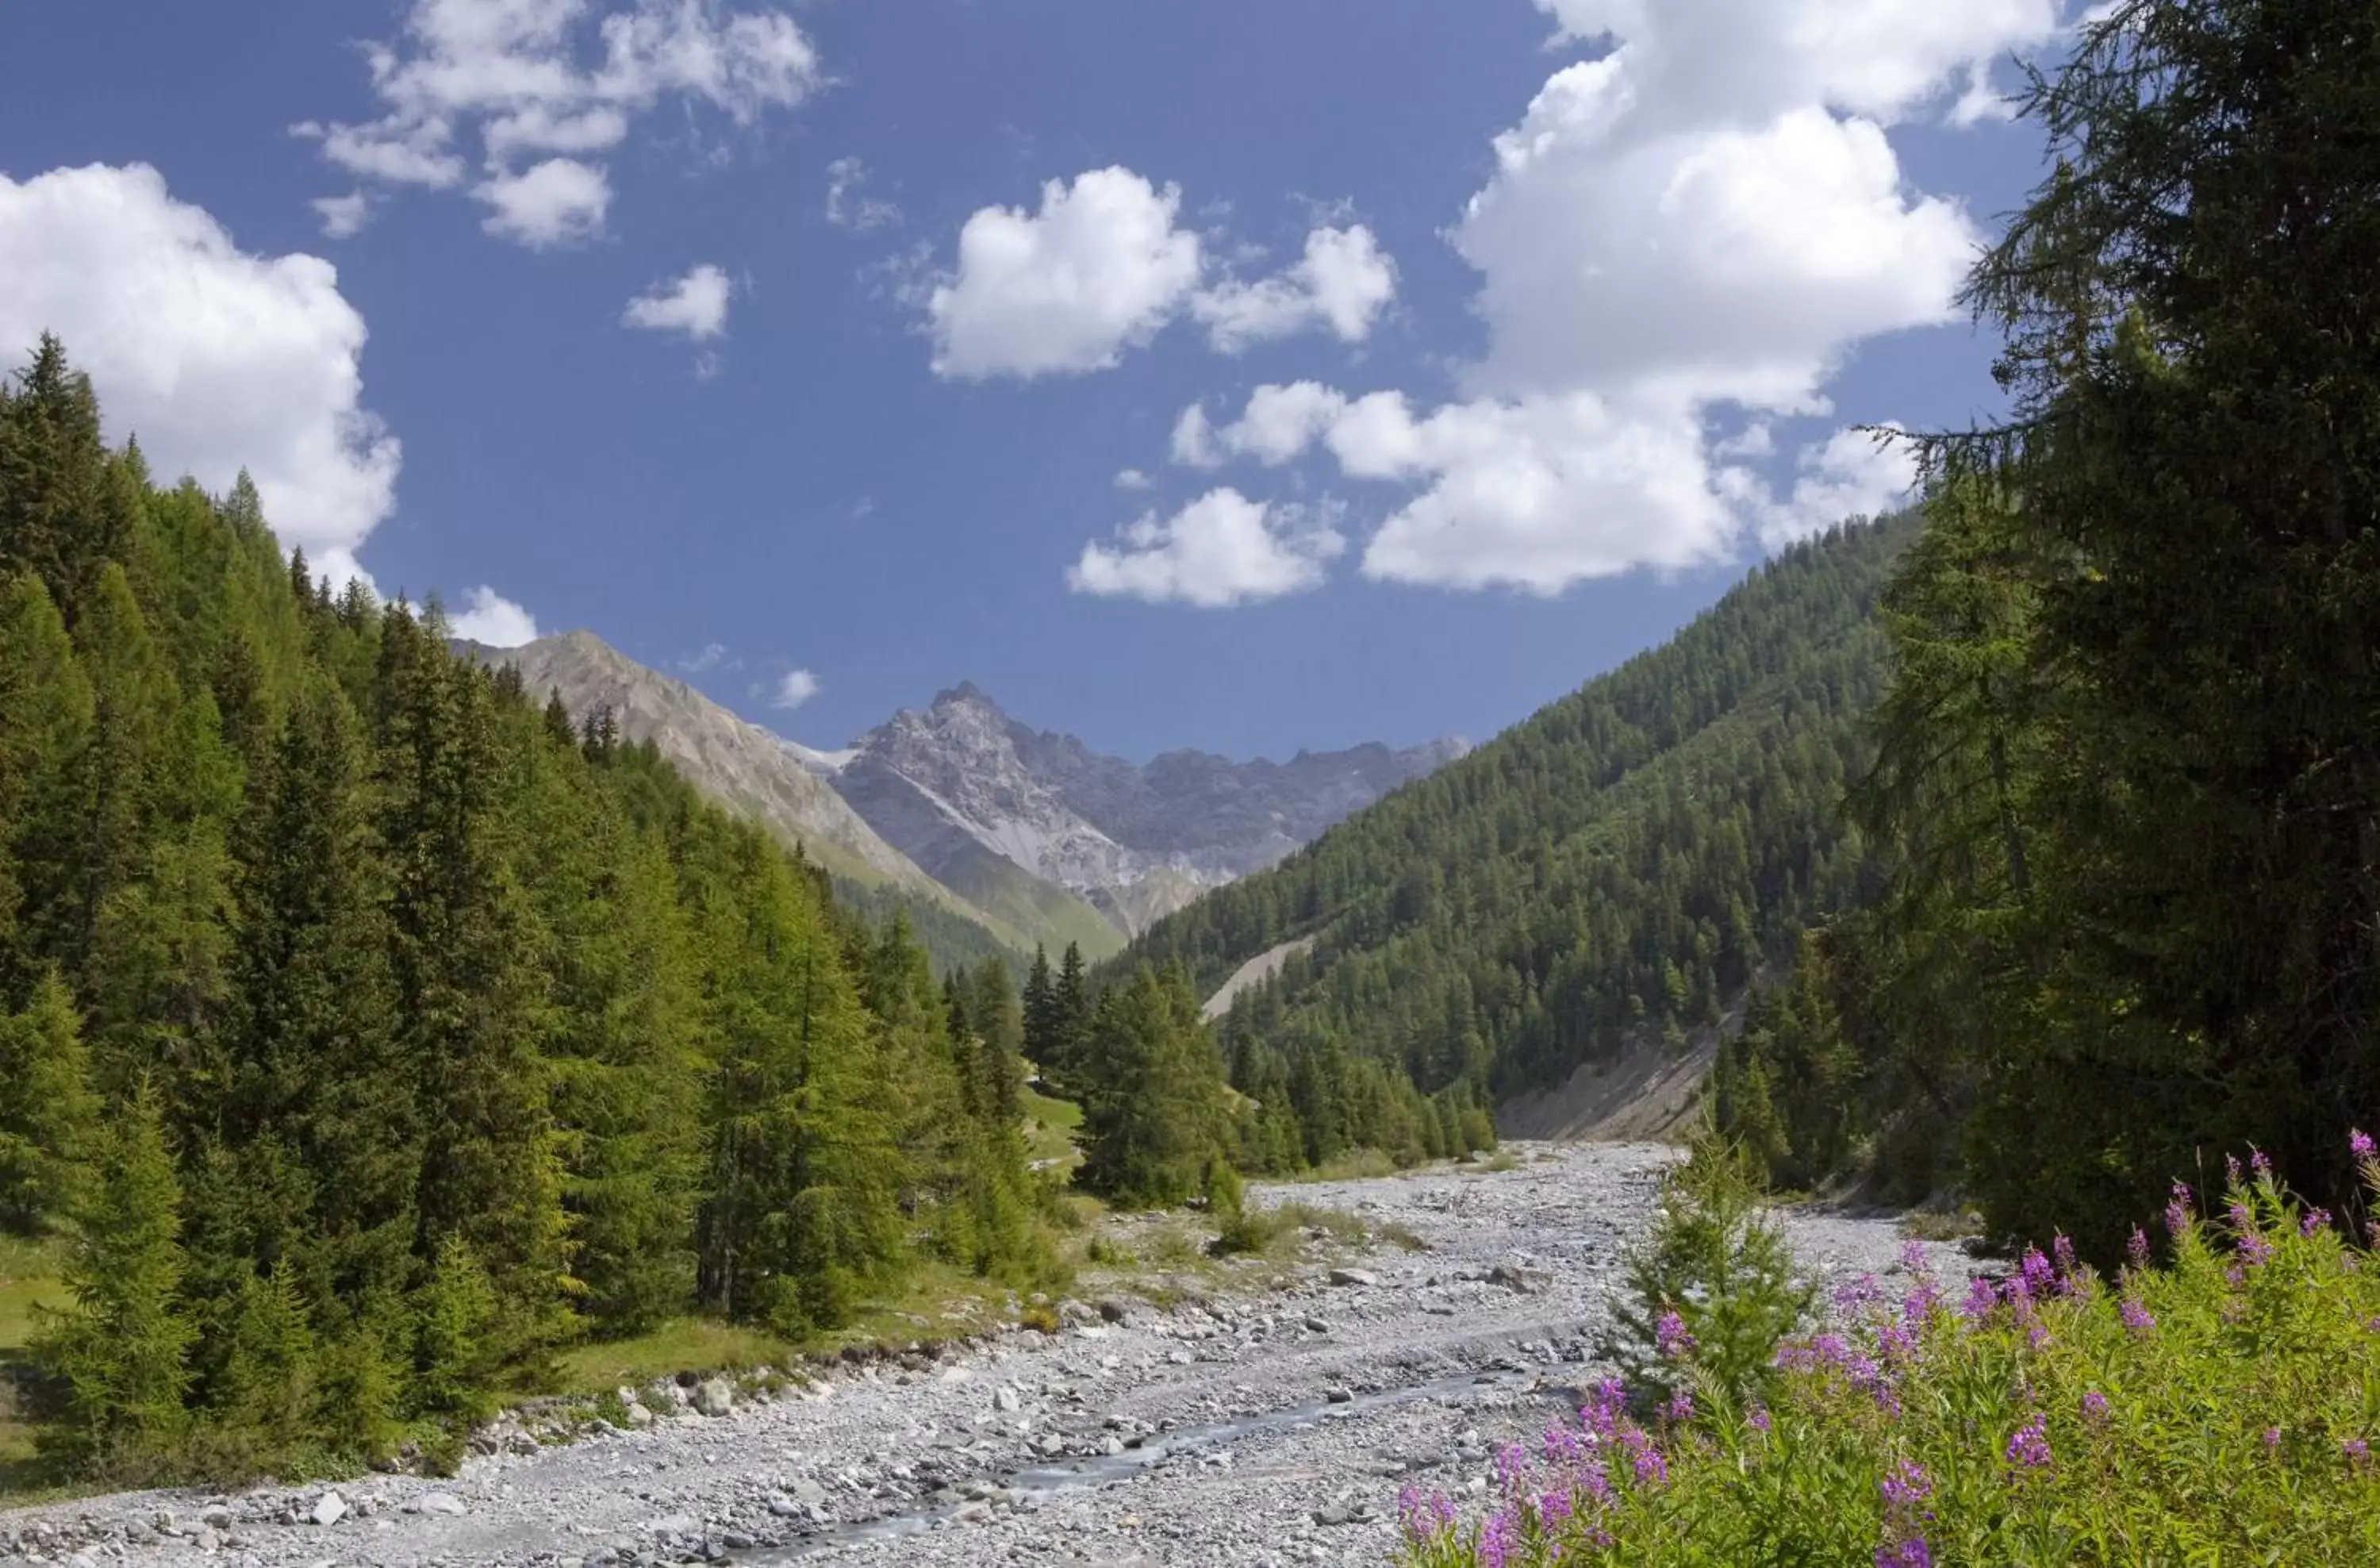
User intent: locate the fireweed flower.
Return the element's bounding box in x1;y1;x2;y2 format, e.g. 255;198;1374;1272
1655;1309;1695;1359
1880;1459;1933;1512
2128;1226;2152;1266
2251;1149;2272;1176
1479;1509;1517;1568
1837;1274;1883;1312
1902;1239;1930;1274
2347;1439;2371;1468
1667;1389;1695;1424
2237;1230;2274;1269
2082;1390;2110;1422
2006;1416;2053;1473
2227;1155;2244;1186
2263;1428;2282;1452
2302;1208;2332;1237
2121;1297;2156;1335
1875;1540;1935;1568
1495;1442;1530;1494
2352;1129;2376;1161
2167;1181;2194;1236
1748;1406;1772;1435
1538;1491;1573;1528
1963;1276;2000;1322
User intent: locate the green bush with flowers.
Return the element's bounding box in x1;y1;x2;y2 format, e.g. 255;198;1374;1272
1396;1135;2380;1567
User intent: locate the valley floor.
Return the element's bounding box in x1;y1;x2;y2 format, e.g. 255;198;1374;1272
0;1146;1965;1568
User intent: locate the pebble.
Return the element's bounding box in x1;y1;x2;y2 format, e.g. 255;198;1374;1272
0;1143;1977;1568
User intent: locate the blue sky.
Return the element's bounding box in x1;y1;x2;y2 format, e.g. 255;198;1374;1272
0;0;2072;761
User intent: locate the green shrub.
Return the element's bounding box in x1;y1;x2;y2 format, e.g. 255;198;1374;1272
1398;1141;2380;1566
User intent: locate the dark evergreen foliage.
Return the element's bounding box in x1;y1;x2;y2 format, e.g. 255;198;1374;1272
0;340;1048;1476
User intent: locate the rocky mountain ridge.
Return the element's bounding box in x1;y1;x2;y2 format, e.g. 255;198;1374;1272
464;631;1464;950
804;682;1468;935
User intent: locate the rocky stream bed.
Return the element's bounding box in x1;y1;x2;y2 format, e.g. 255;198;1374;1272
2;1143;1972;1568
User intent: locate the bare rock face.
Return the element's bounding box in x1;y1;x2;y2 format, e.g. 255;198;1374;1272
459;635;1462;946
823;683;1466;936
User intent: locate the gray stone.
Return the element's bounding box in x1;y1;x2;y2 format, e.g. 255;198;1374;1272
1327;1267;1380;1288
693;1377;735;1417
309;1490;348;1528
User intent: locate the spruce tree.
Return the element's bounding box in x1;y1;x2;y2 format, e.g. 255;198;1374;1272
0;969;99;1234
36;1079;197;1467
0;574;93;993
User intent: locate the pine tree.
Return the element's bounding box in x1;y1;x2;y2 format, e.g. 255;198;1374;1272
1048;941;1092;1093
0;574;94;992
0;969;99;1233
0;335;120;626
1020;943;1056;1081
36;1079;197;1467
1077;967;1226;1208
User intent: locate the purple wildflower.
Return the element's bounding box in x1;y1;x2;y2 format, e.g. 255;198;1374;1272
1875;1541;1935;1568
1623;1428;1668;1487
2251;1149;2272;1176
1902;1239;1930;1274
2082;1389;2110;1422
2020;1247;2056;1298
2366;1316;2380;1335
1495;1441;1530;1494
2121;1297;2156;1335
1667;1389;1695;1424
2167;1181;2194;1237
2347;1439;2371;1468
2227;1155;2244;1186
1748;1406;1772;1435
1962;1276;1999;1322
2303;1208;2332;1237
2238;1231;2274;1269
1577;1460;1610;1504
2005;1415;2053;1473
2053;1234;2078;1274
2263;1427;2282;1451
2128;1226;2152;1266
1539;1490;1574;1528
1880;1459;1933;1512
2353;1129;2375;1162
1837;1274;1883;1312
1480;1508;1516;1568
1655;1309;1696;1360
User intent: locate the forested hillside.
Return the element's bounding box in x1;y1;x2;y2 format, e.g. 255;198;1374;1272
0;336;1051;1478
1115;517;1910;1166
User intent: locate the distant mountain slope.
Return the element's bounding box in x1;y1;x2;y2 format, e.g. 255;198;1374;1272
459;631;1037;970
810;682;1466;938
1119;516;1913;1111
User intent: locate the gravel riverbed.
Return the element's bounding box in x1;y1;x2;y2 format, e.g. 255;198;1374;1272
2;1143;1973;1568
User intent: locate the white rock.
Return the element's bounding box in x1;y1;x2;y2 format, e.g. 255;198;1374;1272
309;1491;348;1527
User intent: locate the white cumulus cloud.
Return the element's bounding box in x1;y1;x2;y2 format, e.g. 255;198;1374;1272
450;585;542;645
1192;224;1398;353
474;156;610;248
298;0;822;247
312;190;375;239
772;668;822;709
623;263;732;340
0;163;400;590
1069;489;1344;609
927;167;1203;380
1146;0;2057;595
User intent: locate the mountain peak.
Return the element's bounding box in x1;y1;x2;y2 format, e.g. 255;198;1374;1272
931;679;996;709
